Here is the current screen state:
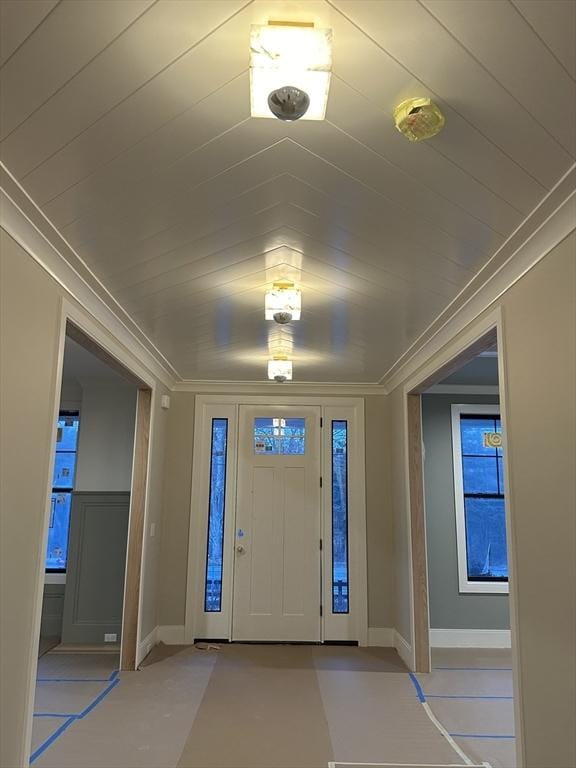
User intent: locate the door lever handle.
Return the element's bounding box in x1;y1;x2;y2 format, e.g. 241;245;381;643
236;545;245;554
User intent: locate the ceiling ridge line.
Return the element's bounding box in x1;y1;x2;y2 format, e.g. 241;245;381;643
283;135;498;254
324;116;518;235
0;0;62;72
329;72;536;216
119;235;302;303
38;68;251;208
418;0;575;158
96;172;294;273
509;0;576;84
15;0;255;181
379;163;576;389
0;161;179;386
136;248;427;322
268;170;476;268
275;211;468;292
62;135;291;251
144;264;380;325
108;200;300;287
56;112;254;232
114;213;458;302
325;0;550;189
1;0;159;143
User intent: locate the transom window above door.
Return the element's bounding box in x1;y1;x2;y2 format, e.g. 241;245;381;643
253;417;306;455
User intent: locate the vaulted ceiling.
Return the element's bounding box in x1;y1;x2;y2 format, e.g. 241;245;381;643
1;0;574;383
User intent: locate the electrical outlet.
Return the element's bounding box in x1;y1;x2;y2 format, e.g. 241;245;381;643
104;633;117;643
150;522;156;538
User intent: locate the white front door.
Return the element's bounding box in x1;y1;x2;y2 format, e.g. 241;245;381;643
232;405;321;641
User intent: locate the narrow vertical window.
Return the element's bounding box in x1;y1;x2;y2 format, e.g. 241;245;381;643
204;418;228;612
332;420;349;613
46;411;80;572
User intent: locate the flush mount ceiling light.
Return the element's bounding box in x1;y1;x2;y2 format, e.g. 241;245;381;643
268;357;293;383
265;282;302;324
250;22;332;121
394;97;445;141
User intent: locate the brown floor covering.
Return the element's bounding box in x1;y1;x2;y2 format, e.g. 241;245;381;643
427;648;516;768
177;644;334;768
31;645;516;768
37;651;119;679
139;642;194;667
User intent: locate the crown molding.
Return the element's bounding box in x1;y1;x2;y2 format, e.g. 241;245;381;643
172;379;385;396
0;163;177;390
380;164;576;394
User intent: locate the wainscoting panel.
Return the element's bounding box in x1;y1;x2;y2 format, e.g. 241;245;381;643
61;492;130;644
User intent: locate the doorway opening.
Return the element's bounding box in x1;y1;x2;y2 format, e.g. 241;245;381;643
36;321;152;671
405;323;518;768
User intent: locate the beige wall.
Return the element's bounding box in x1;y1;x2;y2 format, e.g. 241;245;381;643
158;392;195;626
364;395;394;628
0;229;169;767
157;393;395;629
388;232;576;768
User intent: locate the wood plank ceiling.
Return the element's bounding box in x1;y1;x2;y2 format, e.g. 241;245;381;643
1;0;574;383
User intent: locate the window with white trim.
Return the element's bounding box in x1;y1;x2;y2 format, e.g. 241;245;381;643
451;404;509;594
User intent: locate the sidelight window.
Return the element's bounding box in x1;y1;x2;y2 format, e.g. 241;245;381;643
204;418;229;612
332;420;349;613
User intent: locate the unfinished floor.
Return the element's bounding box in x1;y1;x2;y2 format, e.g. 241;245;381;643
31;645;515;768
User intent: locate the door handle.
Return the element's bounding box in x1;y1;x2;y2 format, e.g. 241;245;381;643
236;545;245;554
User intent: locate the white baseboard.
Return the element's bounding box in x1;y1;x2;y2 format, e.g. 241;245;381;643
430;628;511;648
137;626;157;666
157;624;187;644
367;627;395;646
394;630;413;668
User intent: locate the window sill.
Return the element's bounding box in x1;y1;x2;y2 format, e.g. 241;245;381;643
459;580;509;595
45;573;66;585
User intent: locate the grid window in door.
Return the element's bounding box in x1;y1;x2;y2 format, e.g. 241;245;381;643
204;418;228;612
253;417;306;454
455;411;508;585
46;411;79;572
332;420;349;613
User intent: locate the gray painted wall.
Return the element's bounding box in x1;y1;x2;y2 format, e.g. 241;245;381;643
61;492;130;644
422;393;509;630
41;584;65;637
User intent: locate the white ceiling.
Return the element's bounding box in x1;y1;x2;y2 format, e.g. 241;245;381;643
1;0;574;383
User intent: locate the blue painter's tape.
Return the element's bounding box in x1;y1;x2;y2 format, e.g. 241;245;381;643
33;713;79;718
77;677;119;719
434;667;512;671
450;733;516;739
425;694;514;700
30;717;76;764
37;677;113;683
108;669;119;681
408;672;426;703
30;672;120;762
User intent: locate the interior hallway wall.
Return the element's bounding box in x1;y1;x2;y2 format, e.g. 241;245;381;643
157;393;395;631
74;381;137;492
0;229;169;768
389;231;576;768
422;393;509;630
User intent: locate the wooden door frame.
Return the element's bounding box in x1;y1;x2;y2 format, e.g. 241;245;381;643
41;308;153;673
404;324;499;672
